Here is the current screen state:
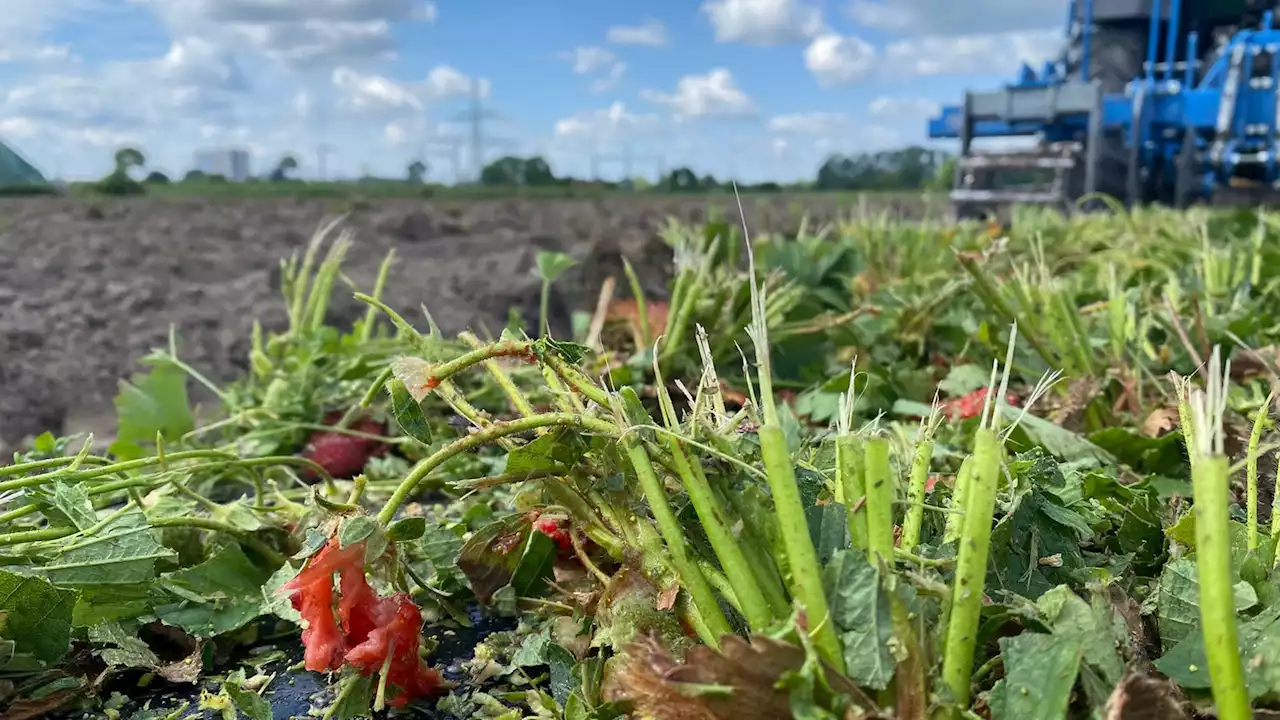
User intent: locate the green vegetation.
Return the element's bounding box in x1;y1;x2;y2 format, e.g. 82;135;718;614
21;144;952;199
2;205;1279;719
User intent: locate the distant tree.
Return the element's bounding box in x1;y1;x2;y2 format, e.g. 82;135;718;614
662;167;700;192
269;155;299;182
113;147;145;175
183;169;207;182
407;160;427;183
523;156;555;186
144;171;171;184
480;156;558;186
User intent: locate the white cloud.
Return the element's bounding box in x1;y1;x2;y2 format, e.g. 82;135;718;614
606;19;668;46
559;46;627;92
701;0;824;45
554;102;659;140
331;65;486;115
804;33;875;86
768;112;850;135
384;121;407;144
869;96;940;117
0;45;76;64
137;0;437;68
641;69;756;119
846;0;1065;36
562;46;617;75
884;30;1060;76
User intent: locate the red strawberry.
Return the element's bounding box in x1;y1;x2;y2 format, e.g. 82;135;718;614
300;413;388;481
533;516;573;551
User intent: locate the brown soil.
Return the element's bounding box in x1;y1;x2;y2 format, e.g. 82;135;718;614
0;192;933;452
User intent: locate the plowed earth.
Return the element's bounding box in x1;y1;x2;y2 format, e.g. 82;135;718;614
0;193;931;453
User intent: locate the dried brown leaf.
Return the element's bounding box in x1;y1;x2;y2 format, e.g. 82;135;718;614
1139;407;1179;439
604;633;878;720
0;687;82;720
1103;672;1188;720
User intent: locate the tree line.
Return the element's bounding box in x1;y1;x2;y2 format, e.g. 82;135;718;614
72;145;955;196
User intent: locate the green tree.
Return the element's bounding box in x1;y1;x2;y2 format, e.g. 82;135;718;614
662;167;700;192
407;160;427;183
143;171;170;184
114;147;145;174
480;156;558;186
269;155;299;182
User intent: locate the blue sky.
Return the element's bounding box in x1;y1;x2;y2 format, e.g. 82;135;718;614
0;0;1068;182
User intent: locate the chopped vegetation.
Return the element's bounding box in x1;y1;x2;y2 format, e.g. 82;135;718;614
4;203;1280;719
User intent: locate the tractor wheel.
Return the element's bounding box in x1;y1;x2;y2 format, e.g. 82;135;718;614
1067;25;1147;206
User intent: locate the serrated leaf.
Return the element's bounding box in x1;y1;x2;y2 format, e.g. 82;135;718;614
1154;604;1280;698
388;378;432;445
88;622;160;668
114;360;195;447
153;545;272;638
511;531;557;598
503;429;587;475
387;516;426;541
457;514;532;604
0;570;77;664
38;507;175;586
938;364;990;396
989;632;1083;720
824;550;895;690
1036;586;1127;688
50;483;96;531
292;527;331;560
547;644;577;706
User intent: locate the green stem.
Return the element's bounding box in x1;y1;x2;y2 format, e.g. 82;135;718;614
375;413;615;525
620;427;732;646
901;439;934;551
863;437;895;566
0;516;286;566
943;456;976;545
758;423;844;673
836;435;867;551
0;449;241;493
941;428;1001;711
668;440;776;629
1246;390;1274;551
358;249;396;343
622;258;651;349
460;331;538;419
1192;455;1250;720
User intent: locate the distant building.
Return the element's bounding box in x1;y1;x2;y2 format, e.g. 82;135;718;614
193;148;252;181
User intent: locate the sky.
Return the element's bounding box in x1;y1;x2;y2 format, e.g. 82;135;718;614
0;0;1071;183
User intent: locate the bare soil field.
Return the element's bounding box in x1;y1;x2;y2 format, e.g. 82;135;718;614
0;193;933;452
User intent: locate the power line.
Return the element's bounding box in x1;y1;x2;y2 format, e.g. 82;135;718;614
448;78;515;182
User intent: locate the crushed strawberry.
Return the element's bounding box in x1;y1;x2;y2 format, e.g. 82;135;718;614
941;387;1019;420
533;516;573;551
281;536;443;706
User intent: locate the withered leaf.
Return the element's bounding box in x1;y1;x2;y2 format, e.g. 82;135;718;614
1103;672;1188;720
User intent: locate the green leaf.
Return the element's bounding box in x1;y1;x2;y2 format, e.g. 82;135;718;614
1155;559;1201;649
88;622;160;668
153;545;271;638
223;669;273;720
938;364;991;396
989;632;1083;720
457;514;532;604
503;429;588;475
1035;586;1127;687
417;524;465;589
0;570;77;664
387;517;427;542
37;507;175;587
338;516;378;548
325;674;374;720
535;250;576;283
1154;604;1280;698
511;531;557;598
50;483;97;531
388;378;432;445
114;360;195;446
823;550;895;690
547;644;577;707
805;503;850;565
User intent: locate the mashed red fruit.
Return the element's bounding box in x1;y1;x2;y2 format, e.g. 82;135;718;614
281;536;443;704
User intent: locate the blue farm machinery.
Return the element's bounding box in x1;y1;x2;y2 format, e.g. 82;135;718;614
927;0;1280;216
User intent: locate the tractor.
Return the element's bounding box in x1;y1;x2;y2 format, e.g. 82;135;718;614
927;0;1280;217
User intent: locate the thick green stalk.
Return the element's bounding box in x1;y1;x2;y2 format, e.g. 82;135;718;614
1192;455;1251;720
621;436;732;646
759;424;845;672
836;435;868;550
941;428;1001;711
668;442;776;629
863;437;895;566
943;456;976;545
1246;392;1274;551
900;438;934;551
375;413;615;524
